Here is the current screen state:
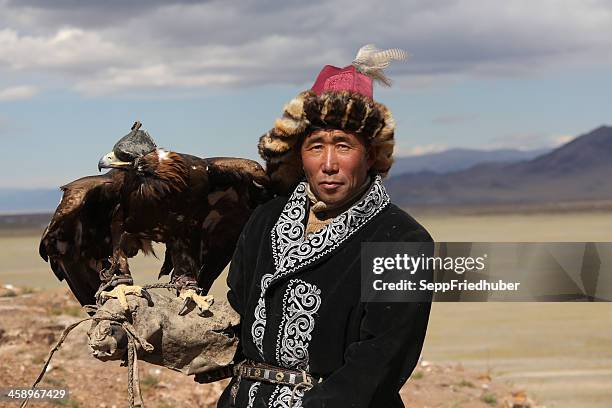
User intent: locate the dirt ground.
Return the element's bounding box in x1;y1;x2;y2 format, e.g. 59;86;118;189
0;287;538;408
3;209;611;407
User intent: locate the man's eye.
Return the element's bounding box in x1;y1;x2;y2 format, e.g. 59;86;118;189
337;144;350;150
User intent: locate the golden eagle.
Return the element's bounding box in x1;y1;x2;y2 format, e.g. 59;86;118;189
39;122;270;314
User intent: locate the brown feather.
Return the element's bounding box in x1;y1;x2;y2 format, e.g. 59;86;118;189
39;170;126;307
132;150;189;201
41;146;273;306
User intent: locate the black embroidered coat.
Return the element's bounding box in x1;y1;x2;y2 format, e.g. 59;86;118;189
217;176;433;408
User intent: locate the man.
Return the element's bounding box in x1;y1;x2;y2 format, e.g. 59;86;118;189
215;46;433;408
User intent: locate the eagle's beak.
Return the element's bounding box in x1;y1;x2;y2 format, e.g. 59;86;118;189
98;151;132;172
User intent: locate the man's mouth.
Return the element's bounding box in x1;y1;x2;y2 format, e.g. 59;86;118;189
319;181;343;190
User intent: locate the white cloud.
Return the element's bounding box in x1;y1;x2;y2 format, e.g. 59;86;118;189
0;1;610;94
0;85;38;100
0;28;128;72
397;143;449;157
488;132;577;150
551;134;576;147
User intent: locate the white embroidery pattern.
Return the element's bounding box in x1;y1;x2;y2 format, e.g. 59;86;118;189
246;381;261;408
252;273;274;357
268;385;304;408
270;175;389;286
276;280;322;370
250;175;389;359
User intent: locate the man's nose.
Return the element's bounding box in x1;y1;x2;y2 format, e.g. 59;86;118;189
322;147;339;174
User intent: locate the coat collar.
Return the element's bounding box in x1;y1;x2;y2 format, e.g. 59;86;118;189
267;174;390;290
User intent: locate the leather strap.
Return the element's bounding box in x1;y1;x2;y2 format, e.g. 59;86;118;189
234;360;322;387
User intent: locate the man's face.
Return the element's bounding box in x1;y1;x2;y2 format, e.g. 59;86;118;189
300;128;374;206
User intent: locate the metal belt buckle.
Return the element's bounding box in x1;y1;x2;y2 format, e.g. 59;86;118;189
275;371;285;382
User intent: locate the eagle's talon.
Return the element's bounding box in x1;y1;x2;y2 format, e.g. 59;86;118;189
178;297;191;316
99;284;147;312
177;289;214;315
95;275;135;304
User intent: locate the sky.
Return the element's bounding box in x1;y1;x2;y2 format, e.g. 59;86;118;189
1;0;612;188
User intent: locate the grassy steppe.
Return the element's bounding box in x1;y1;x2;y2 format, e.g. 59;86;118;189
418;209;612;408
1;209;611;407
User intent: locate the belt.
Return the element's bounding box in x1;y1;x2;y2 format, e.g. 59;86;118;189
231;360;321;408
233;360;323;387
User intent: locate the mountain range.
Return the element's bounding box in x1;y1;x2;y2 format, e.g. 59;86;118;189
0;188;61;214
389;147;548;176
1;125;610;212
386;125;612;206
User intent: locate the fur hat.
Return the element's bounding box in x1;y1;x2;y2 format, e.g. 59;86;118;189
258;45;408;194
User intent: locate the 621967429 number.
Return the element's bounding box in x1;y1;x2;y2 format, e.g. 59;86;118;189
0;388;69;402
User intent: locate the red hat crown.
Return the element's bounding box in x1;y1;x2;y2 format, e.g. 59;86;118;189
311;65;373;98
310;45;409;98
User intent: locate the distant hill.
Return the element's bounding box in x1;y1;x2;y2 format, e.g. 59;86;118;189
2;126;610;212
0;188;61;213
386;125;612;206
390;148;548;176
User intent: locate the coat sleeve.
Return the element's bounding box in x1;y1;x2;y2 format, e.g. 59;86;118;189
301;229;434;408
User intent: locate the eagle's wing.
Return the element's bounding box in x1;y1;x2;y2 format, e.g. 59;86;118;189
205;157;269;196
39;170;125;306
195;157;271;291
